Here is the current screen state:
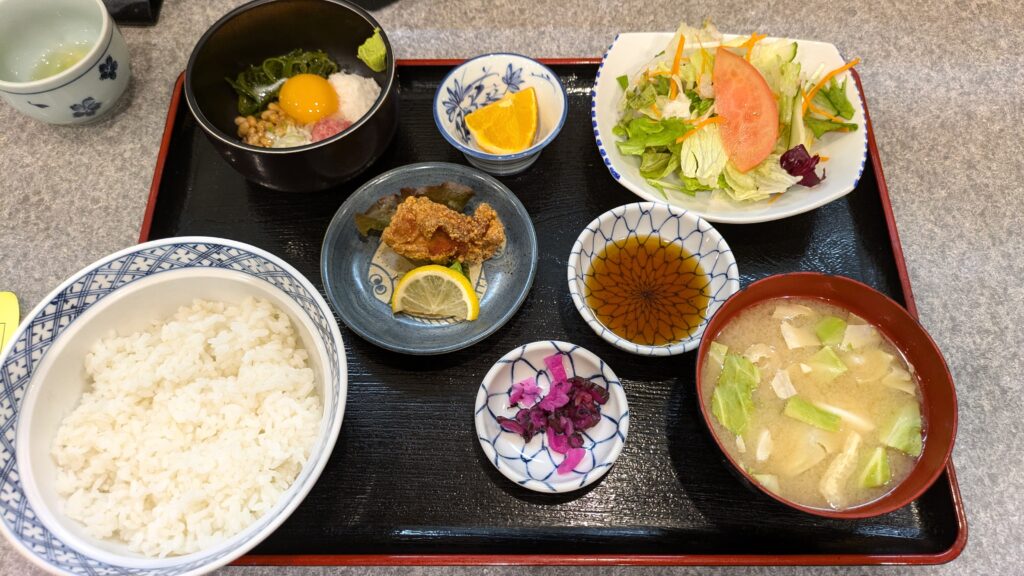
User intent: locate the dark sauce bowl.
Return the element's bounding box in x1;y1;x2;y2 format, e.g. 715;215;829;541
184;0;398;192
695;272;958;519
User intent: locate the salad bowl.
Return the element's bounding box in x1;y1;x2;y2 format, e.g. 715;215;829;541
593;32;868;224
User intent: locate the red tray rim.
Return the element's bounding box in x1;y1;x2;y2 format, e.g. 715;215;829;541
142;58;967;567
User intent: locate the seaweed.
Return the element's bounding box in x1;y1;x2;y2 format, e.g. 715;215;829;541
225;49;339;116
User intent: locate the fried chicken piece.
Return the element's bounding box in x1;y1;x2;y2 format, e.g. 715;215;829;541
381;196;506;264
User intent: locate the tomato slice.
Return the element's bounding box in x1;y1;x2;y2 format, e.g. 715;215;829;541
712;47;778;173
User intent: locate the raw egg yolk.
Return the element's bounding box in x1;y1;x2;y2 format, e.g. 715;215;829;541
278;74;339;124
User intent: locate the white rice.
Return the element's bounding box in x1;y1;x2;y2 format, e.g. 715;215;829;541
51;297;322;557
328;71;381;123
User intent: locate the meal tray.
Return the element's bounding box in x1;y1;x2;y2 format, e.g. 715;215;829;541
142;61;966;566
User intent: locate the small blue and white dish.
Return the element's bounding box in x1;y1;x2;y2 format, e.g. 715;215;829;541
567;202;740;356
475;341;628;493
0;0;131;125
433;53;567;176
0;237;346;575
321;162;539;355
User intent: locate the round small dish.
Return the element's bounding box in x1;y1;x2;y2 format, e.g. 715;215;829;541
433;53;567;175
321;162;538;355
567;202;740;356
475;341;629;493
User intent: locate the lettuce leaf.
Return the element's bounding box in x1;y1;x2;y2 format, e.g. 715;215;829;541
821;77;855;119
722;153;800;202
625;84;658;111
615;117;690;156
679;123;728;188
685;89;714;117
805;116;858;138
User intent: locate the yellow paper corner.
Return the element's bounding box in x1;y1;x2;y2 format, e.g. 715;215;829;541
0;291;19;351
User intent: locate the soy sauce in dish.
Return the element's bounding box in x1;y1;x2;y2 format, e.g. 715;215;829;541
584;235;710;346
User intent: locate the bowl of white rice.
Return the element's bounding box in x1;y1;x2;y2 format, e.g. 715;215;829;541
0;237;346;575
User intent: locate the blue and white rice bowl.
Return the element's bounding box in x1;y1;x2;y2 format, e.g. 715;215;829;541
433;53;567;175
475;341;628;493
567;202;740;356
0;237;346;575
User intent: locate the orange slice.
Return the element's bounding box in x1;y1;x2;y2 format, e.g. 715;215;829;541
464;87;538;154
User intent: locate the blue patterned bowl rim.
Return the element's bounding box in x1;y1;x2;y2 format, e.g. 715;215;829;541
0;236;347;576
566;202;741;356
474;340;629;493
432;52;568;161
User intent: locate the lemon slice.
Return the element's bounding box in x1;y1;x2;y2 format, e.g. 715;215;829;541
464;86;538;154
392;265;479;321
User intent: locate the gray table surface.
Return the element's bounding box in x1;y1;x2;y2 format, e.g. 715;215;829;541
1;0;1020;574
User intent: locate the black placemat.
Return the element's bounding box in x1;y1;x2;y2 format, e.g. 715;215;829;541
146;64;962;561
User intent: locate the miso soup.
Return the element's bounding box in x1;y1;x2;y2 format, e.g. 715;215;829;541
700;298;924;510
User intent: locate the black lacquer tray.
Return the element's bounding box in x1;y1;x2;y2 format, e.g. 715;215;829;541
141;61;966;566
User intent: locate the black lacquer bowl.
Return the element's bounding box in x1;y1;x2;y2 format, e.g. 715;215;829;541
184;0;398;192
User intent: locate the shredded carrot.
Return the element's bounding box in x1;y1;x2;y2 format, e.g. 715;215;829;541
802;58;860;114
675;116;721;143
741;33;767;61
819;155;830;162
669;36;686;99
807;101;845;123
650;103;661;118
767;194;784;204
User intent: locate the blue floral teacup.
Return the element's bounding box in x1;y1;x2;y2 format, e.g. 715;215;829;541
0;0;131;125
433;53;567;176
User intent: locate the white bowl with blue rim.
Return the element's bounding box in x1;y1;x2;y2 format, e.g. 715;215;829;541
592;32;867;224
0;237;346;575
475;340;628;493
0;0;131;124
434;53;567;176
567;202;740;356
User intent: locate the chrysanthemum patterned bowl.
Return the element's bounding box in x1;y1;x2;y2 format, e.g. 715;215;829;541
475;341;628;493
0;237;346;575
433;53;567;175
567;202;740;356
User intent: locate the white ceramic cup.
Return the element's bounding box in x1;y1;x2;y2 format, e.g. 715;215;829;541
0;0;131;124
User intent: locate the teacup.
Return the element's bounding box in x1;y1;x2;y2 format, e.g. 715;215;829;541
0;0;130;124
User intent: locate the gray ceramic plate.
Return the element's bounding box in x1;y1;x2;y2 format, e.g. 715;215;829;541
321;162;539;355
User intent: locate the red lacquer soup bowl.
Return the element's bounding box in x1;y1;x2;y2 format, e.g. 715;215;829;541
695;272;957;519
